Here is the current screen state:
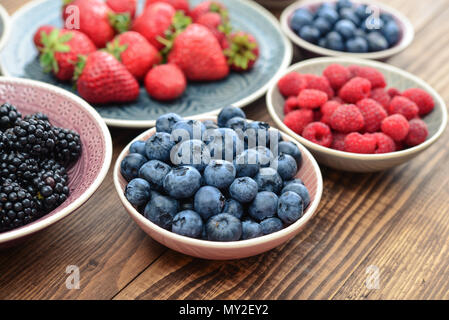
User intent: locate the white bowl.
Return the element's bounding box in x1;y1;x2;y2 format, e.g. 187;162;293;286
280;0;414;60
266;57;448;172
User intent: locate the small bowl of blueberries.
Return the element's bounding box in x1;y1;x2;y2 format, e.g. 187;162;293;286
113;107;323;260
280;0;414;60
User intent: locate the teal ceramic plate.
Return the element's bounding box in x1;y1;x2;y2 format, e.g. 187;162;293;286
0;0;292;128
0;4;11;64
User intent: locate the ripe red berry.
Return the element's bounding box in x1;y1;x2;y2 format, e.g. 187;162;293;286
372;132;396;154
338;77;372;103
277;72;307;98
349;66;386;89
283;109;314;135
304;74;334;99
330;104;365;133
356;98;387;133
388;96;419;120
405;118;429;147
284;96;299;115
297;89;328;109
402;88;435;116
145;64;187;101
320;100;340;125
344;132;376;154
369;88;390;109
331;132;347;151
387;87;401;98
381;114;410;142
302;122;333;147
323;64;351;90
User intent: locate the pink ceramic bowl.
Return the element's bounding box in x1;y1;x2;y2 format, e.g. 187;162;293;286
113;117;323;260
0;77;112;248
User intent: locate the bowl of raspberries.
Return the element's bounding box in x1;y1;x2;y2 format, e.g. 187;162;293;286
280;0;414;60
267;57;447;172
113;107;323;260
0;77;112;247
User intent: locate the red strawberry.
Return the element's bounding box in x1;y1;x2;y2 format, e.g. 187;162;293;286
132;2;177;50
145;64;187;101
168;24;229;81
106;31;161;81
223;31;259;72
197;12;231;45
33;25;55;49
190;1;228;22
74;51;139;104
145;0;190;13
38;28;96;81
106;0;137;19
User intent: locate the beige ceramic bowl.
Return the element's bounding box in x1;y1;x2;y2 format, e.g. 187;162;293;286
280;0;414;60
266;57;448;172
113;117;323;260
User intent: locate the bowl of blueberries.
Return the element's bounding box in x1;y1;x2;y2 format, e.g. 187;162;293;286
113;107;323;260
280;0;414;60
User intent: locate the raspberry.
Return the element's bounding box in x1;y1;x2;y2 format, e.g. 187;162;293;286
304;74;334;98
356;98;387;133
323;64;351;90
344;132;376;154
331;96;344;104
349;66;386;89
320;101;340;125
387;88;401;98
302;122;333;147
381;114;410;142
372;133;395;154
338;77;372;103
314;110;322;122
298;89;328;109
402;88;435;116
331;132;347;151
348;65;362;78
277;72;307;97
395;141;405;151
330;104;365;133
405;118;428;147
284;96;299;115
283;109;314;135
369;88;390;109
388;96;419;120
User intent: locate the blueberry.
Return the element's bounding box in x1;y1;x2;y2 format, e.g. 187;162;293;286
276;154;298;181
340;8;360;25
234;149;260;178
260;217;283;235
203;159;236;190
226;117;247;132
204;128;244;160
278;191;304;224
380;12;395;24
194;186;225;220
206;213;242;242
241;219;263;240
318;38;327;48
203;120;219;130
163;166;202;199
317;3;335;13
254;168;283;194
171;119;206;143
366;31;389;51
317;8;339;25
282;183;310;208
313;17;332;35
144;192;179;230
382;20;400;46
139;160;171;191
129;141;146;156
180;199;194;211
363;16;383;32
252;146;274;168
121;153;147;182
156;113;182;134
278;141;302;168
355;4;369;19
172;210;203;238
223;199;244;220
173;139;211;171
336;0;353;12
125;178;151;207
299;25;321;44
284;178;305;187
229;177;258;203
325;31;345;51
217;106;246;128
245;121;270;148
335;19;356;39
346;36;369;52
145;132;175;163
249;191;278;221
353;28;367;38
290;9;314;32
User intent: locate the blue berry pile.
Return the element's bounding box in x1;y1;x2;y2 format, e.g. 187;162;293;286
121;107;311;242
290;0;401;53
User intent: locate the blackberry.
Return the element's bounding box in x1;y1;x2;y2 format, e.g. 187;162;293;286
0;151;39;183
0;180;39;232
24;112;50;123
0;103;22;130
52;127;82;166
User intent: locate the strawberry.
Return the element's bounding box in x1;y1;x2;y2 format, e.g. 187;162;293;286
223;31;259;72
145;64;187;101
145;0;190;13
196;12;231;45
65;0;131;48
132;2;176;50
106;0;137;19
33;25;55;49
106;31;161;81
167;24;229;81
190;1;228;22
38;28;96;81
74;51;140;104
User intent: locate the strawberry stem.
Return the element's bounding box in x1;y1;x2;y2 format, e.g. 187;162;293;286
109;12;131;34
158;11;192;62
73;54;87;85
39;28;73;74
105;39;128;61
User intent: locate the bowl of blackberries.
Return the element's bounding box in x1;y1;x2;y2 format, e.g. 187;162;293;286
280;0;414;60
114;107;323;260
0;77;112;247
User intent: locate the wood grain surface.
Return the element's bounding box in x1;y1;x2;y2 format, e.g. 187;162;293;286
0;0;448;300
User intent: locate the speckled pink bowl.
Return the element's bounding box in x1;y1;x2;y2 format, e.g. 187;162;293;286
0;77;112;248
113;117;323;260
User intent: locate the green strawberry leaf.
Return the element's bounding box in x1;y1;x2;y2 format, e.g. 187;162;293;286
158;11;192;63
73;54;88;85
109;12;131;34
223;32;258;70
105;39;128;61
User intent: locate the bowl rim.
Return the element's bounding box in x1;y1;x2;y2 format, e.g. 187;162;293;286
0;4;11;55
0;76;113;243
113;117;323;250
2;0;293;129
266;56;448;161
280;0;415;60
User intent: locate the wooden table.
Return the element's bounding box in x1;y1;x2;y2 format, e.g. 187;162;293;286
1;0;449;300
